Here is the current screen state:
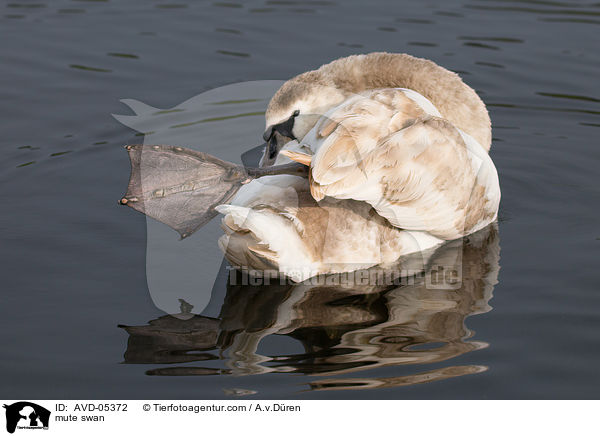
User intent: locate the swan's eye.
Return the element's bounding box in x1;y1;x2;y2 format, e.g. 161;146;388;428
293;109;300;117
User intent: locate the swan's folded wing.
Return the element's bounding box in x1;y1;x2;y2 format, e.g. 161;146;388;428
311;117;500;240
307;89;428;186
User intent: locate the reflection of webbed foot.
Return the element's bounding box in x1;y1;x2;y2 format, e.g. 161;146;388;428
118;315;219;365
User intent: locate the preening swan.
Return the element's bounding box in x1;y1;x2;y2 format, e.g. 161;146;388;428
120;52;501;282
215;53;500;281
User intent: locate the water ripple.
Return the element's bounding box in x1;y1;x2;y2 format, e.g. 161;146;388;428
459;35;524;43
540;17;600;23
475;61;505;68
155;4;188;9
537;92;600;103
107;52;139;59
169;111;264;128
465;4;600;16
464;42;500;50
489;102;600;115
216;49;250;57
212;2;243;8
6;3;46;8
69;64;112;72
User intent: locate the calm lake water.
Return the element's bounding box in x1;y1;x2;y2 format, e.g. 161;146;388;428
1;0;599;399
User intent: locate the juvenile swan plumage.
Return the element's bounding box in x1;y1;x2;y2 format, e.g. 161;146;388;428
216;52;500;281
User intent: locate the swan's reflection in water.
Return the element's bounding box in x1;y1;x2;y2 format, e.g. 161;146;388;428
120;224;500;391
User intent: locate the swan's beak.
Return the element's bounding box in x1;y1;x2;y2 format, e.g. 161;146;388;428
280;150;312;166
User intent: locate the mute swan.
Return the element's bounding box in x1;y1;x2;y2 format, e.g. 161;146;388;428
215;53;500;281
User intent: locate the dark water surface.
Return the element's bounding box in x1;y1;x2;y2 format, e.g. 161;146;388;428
1;0;599;399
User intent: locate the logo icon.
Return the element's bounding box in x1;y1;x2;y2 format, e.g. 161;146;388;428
3;402;50;434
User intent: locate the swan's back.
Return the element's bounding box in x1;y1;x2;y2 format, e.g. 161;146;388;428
267;52;491;151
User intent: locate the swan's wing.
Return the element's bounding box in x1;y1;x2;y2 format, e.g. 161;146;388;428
310;117;500;240
121;144;247;239
305;89;428;186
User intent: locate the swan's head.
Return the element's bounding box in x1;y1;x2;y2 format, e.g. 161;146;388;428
260;77;348;166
